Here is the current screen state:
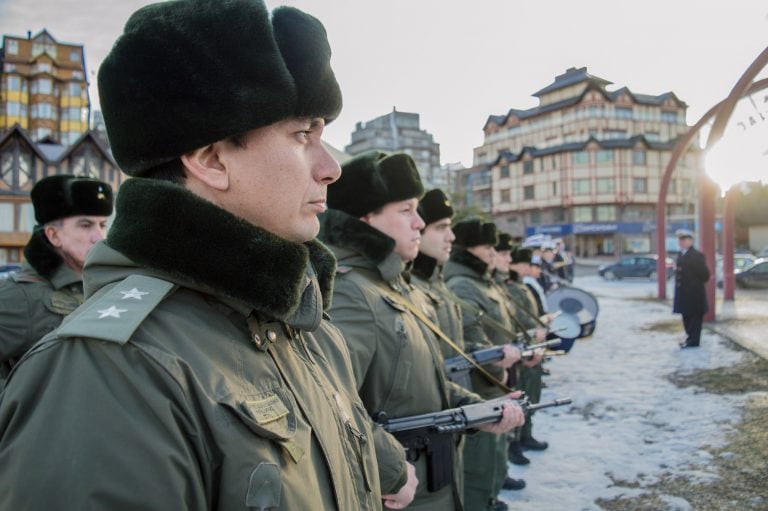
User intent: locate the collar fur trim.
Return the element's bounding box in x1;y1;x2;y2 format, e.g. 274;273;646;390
23;228;63;280
106;178;336;319
318;208;395;266
449;246;489;277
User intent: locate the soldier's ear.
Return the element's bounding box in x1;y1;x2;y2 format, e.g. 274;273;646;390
180;143;229;192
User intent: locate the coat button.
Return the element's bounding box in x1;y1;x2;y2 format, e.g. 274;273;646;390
266;329;277;342
252;333;261;344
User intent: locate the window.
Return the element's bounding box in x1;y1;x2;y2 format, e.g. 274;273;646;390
500;164;510;178
573;179;591;195
72;71;83;79
645;132;660;142
18;203;36;232
68;82;83;96
668;179;677;194
500;189;510;203
633;177;648;193
6;102;21;116
681;179;693;195
70;50;81;61
573;206;592;222
7;76;22;91
632;150;646;165
523;185;535;200
596;205;616;221
596;150;613;163
552;181;558;196
529;210;541;224
551;155;557;169
661;111;678;123
0;204;13;231
35;62;52;73
31;78;53;95
572;151;589;165
615;107;633;119
6;40;18;55
596;178;615;193
523;160;534;175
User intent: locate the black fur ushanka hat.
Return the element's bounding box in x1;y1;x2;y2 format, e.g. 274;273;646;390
329;151;425;217
98;0;342;176
453;218;499;248
31;174;113;224
418;189;454;226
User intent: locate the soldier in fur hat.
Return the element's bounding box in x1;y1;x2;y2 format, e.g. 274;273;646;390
0;2;401;509
320;152;524;511
0;174;113;385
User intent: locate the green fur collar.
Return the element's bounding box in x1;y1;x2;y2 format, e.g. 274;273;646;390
107;178;336;319
23;227;63;280
449;246;489;278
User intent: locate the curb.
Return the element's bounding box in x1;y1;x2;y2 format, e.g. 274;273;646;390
705;323;768;361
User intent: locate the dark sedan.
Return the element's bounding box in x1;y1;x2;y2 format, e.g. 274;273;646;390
598;255;675;280
735;258;768;288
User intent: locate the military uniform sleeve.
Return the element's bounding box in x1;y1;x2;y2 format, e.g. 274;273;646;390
0;338;209;510
306;320;408;496
326;279;408;495
447;380;483;407
0;282;33;361
327;277;378;388
446;279;494;350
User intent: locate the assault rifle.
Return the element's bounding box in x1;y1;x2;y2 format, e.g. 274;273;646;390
445;339;561;388
376;396;571;492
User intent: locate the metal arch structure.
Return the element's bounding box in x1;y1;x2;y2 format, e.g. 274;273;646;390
656;46;768;322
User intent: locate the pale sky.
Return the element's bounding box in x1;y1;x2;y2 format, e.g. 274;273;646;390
1;0;767;170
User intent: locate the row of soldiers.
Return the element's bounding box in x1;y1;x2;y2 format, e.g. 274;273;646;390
0;1;566;510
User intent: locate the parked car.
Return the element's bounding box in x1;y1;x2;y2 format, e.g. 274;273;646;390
0;264;20;280
734;258;768;288
716;254;757;288
598;255;675;280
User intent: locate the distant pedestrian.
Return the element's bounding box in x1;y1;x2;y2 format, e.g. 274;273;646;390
673;229;710;348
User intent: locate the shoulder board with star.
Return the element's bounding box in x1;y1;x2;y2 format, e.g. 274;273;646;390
54;275;176;345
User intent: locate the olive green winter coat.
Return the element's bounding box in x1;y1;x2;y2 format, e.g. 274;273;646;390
0;232;84;384
0;178;393;511
319;209;481;511
411;252;465;360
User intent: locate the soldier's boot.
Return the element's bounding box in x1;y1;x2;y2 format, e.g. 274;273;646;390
507;441;530;465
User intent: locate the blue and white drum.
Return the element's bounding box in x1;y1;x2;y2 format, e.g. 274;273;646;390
546;287;599;339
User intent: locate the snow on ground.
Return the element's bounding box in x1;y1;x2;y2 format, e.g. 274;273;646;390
501;274;747;510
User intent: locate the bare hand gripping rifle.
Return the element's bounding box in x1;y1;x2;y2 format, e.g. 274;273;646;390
444;339;562;388
376;396;572;492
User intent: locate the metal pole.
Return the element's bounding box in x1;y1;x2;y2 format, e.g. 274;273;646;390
698;178;717;322
722;188;736;300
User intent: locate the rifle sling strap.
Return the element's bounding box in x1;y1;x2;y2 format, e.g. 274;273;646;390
379;287;513;394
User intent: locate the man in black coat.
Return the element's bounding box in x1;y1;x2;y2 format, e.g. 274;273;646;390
673;229;710;348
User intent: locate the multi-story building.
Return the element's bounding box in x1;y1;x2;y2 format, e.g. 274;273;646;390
0;125;124;265
345;108;444;189
1;30;90;146
467;67;700;256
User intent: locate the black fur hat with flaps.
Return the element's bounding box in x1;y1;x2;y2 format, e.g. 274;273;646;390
511;248;533;264
452;218;499;248
98;0;342;176
495;232;515;252
31;174;113;225
328;150;424;217
418;189;454;226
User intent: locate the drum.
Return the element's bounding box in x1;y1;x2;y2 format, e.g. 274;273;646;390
546;287;599;339
545;312;582;352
